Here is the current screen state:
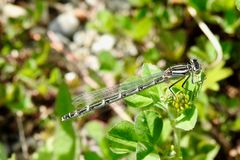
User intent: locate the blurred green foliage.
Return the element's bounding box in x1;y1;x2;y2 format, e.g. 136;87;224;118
0;0;240;160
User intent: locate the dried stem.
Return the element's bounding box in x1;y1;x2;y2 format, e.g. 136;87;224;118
16;112;29;160
187;6;223;68
103;74;133;122
110;102;133;122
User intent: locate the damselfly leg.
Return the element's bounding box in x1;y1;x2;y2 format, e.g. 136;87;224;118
181;73;191;92
169;76;186;96
169;73;195;97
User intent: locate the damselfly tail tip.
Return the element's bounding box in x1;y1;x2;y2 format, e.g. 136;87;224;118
61;114;69;121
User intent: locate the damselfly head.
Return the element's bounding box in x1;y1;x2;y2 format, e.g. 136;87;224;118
189;59;201;74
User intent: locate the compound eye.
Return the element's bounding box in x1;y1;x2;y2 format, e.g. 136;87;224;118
191;59;201;73
193;59;197;63
194;61;200;70
189;59;201;73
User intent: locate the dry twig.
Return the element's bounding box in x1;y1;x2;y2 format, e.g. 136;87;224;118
187;7;223;68
16;112;29;160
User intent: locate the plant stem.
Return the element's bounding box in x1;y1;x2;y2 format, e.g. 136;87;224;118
173;127;182;160
167;106;182;160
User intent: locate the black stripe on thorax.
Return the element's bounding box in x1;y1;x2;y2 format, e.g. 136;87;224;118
170;65;190;76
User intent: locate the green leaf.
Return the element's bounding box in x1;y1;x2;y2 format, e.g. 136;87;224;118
0;57;5;68
88;10;115;33
230;118;240;131
141;63;161;96
54;82;74;117
206;144;220;160
106;121;138;154
135;111;163;144
85;120;105;143
6;83;35;113
98;51;117;71
52;82;78;159
158;30;186;60
136;142;154;160
207;0;235;11
143;153;160;160
17;59;41;78
98;139;123;160
33;0;45;22
125;63;166;109
129;0;151;7
202;61;232;91
84;151;102;160
188;36;217;64
85;120;121;160
52;122;77;160
159;119;172;143
175;106;198;131
156;6;183;29
188;0;208;11
181;133;220;160
125;94;153;108
48;68;62;85
141;63;160;77
32;144;53;160
220;10;240;34
198;141;220;160
236;0;240;11
8;154;16;160
36;41;50;65
140;63;167;99
144;48;161;63
193;155;208;160
127;18;153;41
37;82;48;96
0;142;7;160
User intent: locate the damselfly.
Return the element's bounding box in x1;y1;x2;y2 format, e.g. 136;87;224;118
61;59;201;121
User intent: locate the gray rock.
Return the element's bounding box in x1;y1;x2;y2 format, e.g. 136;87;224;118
73;29;98;48
49;12;79;37
106;0;131;12
74;47;91;60
116;39;138;56
55;33;71;44
91;34;116;54
2;4;27;18
85;0;99;7
73;31;86;46
84;30;98;47
69;42;79;51
84;55;100;70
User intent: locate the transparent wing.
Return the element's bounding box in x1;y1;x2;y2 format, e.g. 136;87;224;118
72;71;164;108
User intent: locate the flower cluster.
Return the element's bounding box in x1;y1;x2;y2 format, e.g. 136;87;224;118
169;92;191;113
